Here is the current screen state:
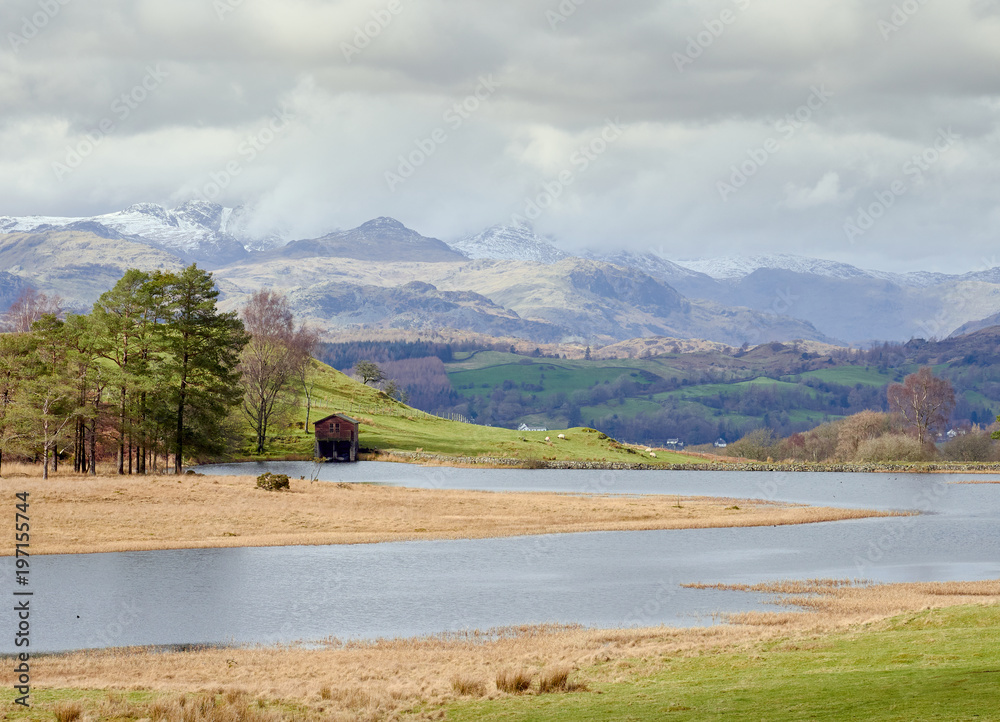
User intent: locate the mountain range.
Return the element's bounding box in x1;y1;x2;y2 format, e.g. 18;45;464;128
2;202;999;346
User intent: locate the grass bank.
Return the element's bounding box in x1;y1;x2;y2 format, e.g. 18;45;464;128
2;580;997;720
0;470;902;556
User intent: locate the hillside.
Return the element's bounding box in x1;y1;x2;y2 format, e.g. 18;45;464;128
357;329;1000;447
256;358;704;465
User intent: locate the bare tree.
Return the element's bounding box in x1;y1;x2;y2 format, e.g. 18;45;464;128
239;290;316;454
887;367;956;444
2;288;63;332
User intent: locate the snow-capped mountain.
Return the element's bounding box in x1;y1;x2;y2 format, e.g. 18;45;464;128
450;223;568;264
675;254;881;281
0;201;288;265
674;253;954;288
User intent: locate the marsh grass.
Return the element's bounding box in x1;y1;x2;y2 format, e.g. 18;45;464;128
52;701;82;722
0;472;900;556
495;670;533;694
451;676;488;697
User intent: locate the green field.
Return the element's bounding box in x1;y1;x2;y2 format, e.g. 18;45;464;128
446;604;1000;721
791;366;898;387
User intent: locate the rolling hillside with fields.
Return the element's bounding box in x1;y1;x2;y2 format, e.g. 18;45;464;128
328;329;1000;447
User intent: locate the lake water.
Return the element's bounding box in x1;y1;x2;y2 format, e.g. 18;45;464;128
10;463;1000;653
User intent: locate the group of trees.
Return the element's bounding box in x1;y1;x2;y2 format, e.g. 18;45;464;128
0;266;247;477
0;269;317;476
725;368;988;463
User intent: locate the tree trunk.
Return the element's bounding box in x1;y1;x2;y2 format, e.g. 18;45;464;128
175;353;188;475
118;387;126;475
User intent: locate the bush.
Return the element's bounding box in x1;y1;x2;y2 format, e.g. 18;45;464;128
942;432;997;462
855;433;933;463
256;473;290;491
729;428;776;461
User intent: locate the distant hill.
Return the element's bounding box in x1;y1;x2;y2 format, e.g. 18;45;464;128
269;217;465;263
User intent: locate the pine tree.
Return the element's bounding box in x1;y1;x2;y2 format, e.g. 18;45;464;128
160;265;247;473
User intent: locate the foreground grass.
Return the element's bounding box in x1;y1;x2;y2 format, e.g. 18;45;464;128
0;470;899;555
447;603;1000;721
2;581;997;721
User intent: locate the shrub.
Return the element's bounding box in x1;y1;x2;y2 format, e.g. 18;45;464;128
836;411;894;460
495;669;533;694
942;432;997;462
855;433;933;463
729;428;776;461
256;473;290;491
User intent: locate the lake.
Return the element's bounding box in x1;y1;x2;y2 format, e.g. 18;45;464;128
10;463;1000;653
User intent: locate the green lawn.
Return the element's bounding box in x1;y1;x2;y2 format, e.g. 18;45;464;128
444;604;1000;721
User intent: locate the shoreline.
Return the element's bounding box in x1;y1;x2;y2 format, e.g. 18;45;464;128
359;450;1000;474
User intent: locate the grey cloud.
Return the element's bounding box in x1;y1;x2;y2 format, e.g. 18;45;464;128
1;0;999;272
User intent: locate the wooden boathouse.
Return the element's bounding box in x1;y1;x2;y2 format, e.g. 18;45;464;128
313;413;360;462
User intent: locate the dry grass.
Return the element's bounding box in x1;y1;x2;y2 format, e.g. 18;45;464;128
495;669;533;694
52;700;83;722
450;675;488;697
0;470;902;556
11;579;997;720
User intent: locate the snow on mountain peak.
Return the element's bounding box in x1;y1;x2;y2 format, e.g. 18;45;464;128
675;254;866;280
451;223;568;263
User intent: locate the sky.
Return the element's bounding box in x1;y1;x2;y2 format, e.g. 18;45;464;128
2;0;1000;273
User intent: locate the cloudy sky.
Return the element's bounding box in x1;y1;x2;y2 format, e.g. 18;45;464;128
2;0;999;272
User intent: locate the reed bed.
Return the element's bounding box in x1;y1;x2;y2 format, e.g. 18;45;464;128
0;471;902;556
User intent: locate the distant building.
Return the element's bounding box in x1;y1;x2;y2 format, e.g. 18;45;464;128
518;423;548;432
714;438;728;448
665;438;684;449
313;414;359;462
